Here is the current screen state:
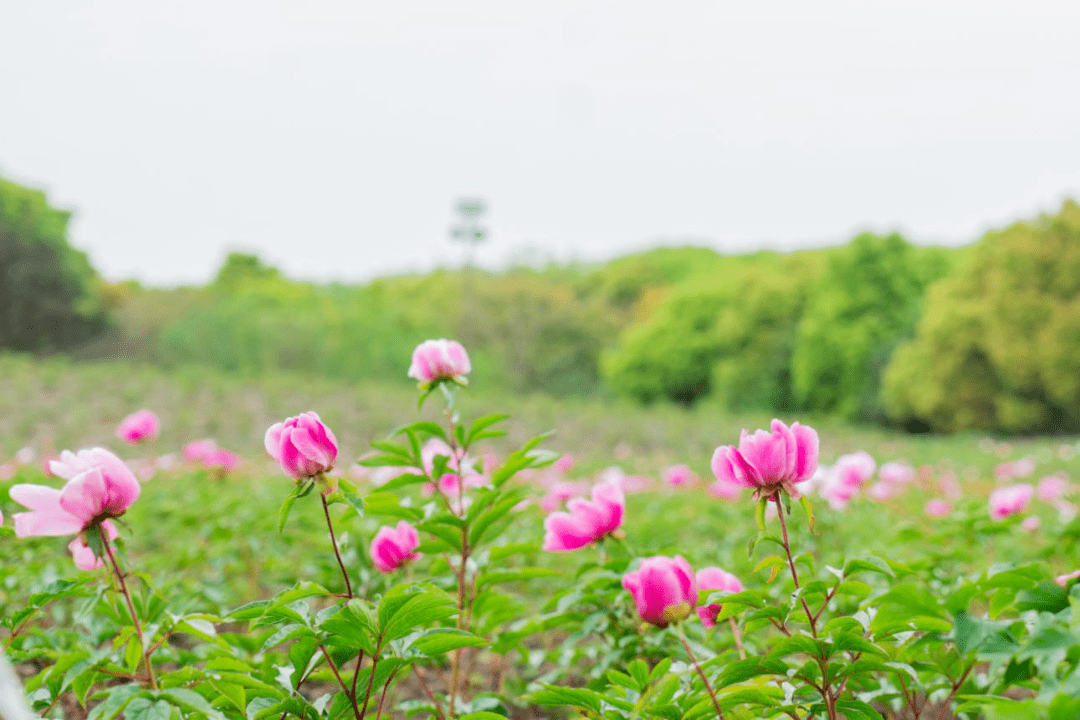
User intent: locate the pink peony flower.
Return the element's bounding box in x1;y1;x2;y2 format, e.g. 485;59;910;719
10;448;140;567
988;483;1034;520
264;412;338;480
1037;474;1070;502
924;499;953;518
370;521;421;573
204;449;241;475
1055;569;1080;588
407;339;471;386
182;439;218;463
116;410;159;444
623;555;698;628
711;419;818;498
879;461;915;484
695;567;744;627
554;454;575;474
662;464;697;488
542;479;624;552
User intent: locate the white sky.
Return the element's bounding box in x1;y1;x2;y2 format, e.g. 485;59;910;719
2;0;1078;285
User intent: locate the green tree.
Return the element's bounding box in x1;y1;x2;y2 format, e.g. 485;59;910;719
790;233;952;421
0;176;107;351
883;200;1080;433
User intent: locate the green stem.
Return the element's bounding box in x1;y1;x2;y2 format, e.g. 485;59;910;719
100;526;157;690
321;494;354;598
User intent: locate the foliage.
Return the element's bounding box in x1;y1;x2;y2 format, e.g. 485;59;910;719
883;200;1080;433
0;176;108;352
790;233;954;422
602;252;822;408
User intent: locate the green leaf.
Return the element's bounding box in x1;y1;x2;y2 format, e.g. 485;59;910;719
529;685;603;711
159;687;226;720
465;414;509;445
1016;581;1070;613
377;585;457;642
798;493;815;533
87;685;145;720
477;567;559;589
277;482;311;532
410;628;487;656
334;478;365;519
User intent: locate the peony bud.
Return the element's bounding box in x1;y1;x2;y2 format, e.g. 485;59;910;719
370;521;422;573
407;339;471;386
265;412;338;480
116;410;160;445
711;420;818;499
623;555;698;628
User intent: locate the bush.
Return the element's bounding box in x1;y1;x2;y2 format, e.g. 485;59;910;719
0;176;107;351
790;233;953;421
883;200;1080;433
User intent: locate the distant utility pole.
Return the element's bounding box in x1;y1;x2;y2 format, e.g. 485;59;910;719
449;197;488;340
449;197;488;269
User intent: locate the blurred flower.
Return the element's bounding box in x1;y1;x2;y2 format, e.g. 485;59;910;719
879;461;915;484
989;484;1034;520
711;420;818;499
264;412;338;480
542;479;624;552
623;556;698;628
14;447;35;465
1055;569;1080;588
553;454;575;474
695;567;743;627
182;439;217;463
370;521;421;573
116;410;159;445
924;499;953;518
204;449;241;475
1020;516;1041;532
407;339;470;386
662;464;697;488
707;481;741;501
1037;474;1070;502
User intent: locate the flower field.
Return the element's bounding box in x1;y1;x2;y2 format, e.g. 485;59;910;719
1;351;1078;720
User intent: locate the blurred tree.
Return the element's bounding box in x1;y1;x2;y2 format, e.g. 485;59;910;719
213;252;281;287
790;233;953;421
0;176;107;351
883;200;1080;432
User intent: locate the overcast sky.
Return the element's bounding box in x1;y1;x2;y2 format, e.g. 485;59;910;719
2;1;1078;285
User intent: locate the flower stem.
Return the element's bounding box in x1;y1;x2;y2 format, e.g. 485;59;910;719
678;631;725;719
100;526;157;690
321;494;354;598
727;617;746;660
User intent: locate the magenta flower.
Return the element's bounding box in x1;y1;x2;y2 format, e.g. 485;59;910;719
924;499;953;518
182;439;218;463
264;412;338;480
623;556;698;628
554;454;575;474
407;339;471;386
711;419;819;499
1055;569;1080;588
116;410;160;445
989;483;1034;520
695;567;744;627
542;479;625;552
10;448;140;569
370;521;422;573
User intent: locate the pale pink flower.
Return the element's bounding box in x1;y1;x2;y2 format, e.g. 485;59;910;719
1055;569;1080;588
1020;516;1041;532
15;447;35;465
264;412;338;480
554;454;575;474
879;461;915;484
10;448;140;569
539;481;585;512
989;484;1034;520
1037;474;1070;502
695;567;743;627
938;471;963;499
867;481;898;502
182;439;218;463
662;464;697;488
623;556;698;628
711;420;818;498
116;410;159;444
407;339;471;386
204;449;241;475
0;463;14;481
542;479;624;552
924;499;953;518
370;521;421;573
